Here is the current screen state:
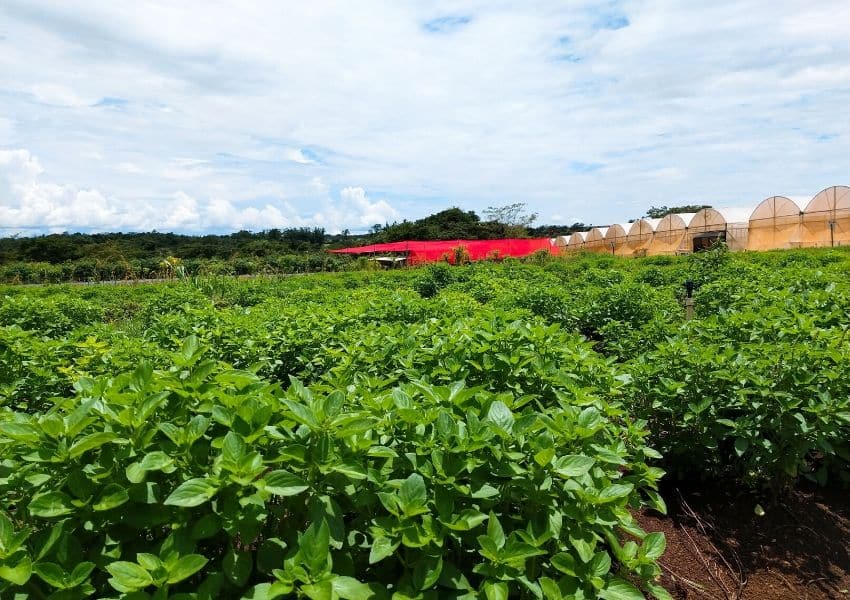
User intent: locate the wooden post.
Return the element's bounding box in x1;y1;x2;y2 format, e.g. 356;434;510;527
684;297;694;320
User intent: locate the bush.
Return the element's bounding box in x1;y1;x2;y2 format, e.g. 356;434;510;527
0;339;668;599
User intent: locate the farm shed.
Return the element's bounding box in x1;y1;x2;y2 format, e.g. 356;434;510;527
648;213;695;255
689;207;751;252
626;218;661;256
330;238;555;264
554;235;570;249
603;223;632;255
748;196;805;250
799;186;850;247
565;231;587;252
584;227;610;252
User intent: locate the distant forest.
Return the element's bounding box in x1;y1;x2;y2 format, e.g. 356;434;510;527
0;207;588;266
0;204;705;283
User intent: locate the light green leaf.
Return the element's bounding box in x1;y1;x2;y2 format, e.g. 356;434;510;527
486;512;505;550
332;461;368;480
29;492;75;518
597;483;634;504
93;484;130;511
554;455;595;477
33;562;67;588
642;532;666;560
167;554;208;584
164;478;218;507
588;551;612;577
599;577;646;600
485;401;515;433
369;536;398;564
106;561;153;593
0;553;32;585
262;470;309;496
0;422;40;442
483;581;509;600
398;473;427;515
332;575;374;599
300;520;330;575
69;432;119;459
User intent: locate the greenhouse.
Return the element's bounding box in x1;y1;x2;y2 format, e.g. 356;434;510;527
583;226;610;252
603;223;632;256
626;218;660;256
648;212;695;255
565;231;586;251
800;185;850;247
688;207;751;252
748;196;805;250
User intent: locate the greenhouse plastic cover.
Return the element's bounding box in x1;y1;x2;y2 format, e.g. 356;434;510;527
331;238;556;264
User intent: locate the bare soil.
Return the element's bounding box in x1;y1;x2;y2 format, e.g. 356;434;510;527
635;482;850;599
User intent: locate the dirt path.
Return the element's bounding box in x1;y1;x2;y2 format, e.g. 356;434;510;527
636;482;850;599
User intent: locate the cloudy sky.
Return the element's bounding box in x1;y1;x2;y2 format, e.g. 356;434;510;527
0;1;848;235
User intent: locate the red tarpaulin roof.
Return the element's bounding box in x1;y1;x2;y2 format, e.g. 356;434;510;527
330;238;556;264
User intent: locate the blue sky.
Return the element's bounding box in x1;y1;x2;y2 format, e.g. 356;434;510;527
0;0;848;235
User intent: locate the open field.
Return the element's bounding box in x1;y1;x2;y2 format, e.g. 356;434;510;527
2;247;850;599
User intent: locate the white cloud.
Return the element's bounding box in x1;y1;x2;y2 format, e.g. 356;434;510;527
284;149;315;165
116;162;145;174
0;0;847;233
0;148;399;234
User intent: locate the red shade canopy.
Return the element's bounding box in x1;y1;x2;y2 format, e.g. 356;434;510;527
331;238;556;264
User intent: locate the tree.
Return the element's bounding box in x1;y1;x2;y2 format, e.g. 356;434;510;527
645;205;711;219
482;203;538;237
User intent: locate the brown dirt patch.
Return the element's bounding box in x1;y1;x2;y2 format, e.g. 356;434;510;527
636;483;850;599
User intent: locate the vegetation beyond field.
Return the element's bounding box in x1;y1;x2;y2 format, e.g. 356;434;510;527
2;247;849;599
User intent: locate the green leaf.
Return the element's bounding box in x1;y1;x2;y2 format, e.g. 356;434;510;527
588;551;612;577
599;577;646;600
369;536;398;564
734;438;749;457
223;548;253;587
300;520;330;575
67;561;96;587
597;483;634;504
486;512;505;550
262;470;309;496
332;576;374;600
140;451;175;471
33;562;67;588
222;431;246;465
483;581;509;600
569;531;595;563
69;432;119;459
0;553;32;585
0;422;41;442
485;401;515;433
93;483;130;511
551;552;577;576
282;399;319;429
398;473;427;516
167;554;209;584
29;491;75;518
641;532;666;560
554;455;595;477
647;582;674;600
106;561;153;593
164;478;218;507
332;461;368;480
412;554;442;590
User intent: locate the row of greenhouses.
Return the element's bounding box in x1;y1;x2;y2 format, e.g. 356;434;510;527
557;185;850;255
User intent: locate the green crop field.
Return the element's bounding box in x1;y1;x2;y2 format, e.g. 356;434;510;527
2;246;850;599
